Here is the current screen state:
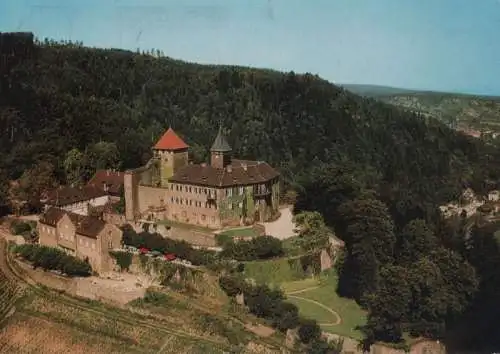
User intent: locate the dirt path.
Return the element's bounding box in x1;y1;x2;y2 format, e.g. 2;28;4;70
286;286;321;295
287;295;341;326
156;336;174;354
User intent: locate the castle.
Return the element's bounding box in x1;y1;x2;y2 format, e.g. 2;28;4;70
124;126;280;229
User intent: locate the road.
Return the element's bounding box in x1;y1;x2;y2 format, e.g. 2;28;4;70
261;206;298;240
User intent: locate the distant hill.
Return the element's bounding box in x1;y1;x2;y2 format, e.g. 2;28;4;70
341;84;422;97
342;84;500;133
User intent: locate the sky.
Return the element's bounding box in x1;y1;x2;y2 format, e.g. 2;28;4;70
1;0;500;95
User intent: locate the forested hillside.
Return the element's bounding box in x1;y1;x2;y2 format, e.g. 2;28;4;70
1;32;500;351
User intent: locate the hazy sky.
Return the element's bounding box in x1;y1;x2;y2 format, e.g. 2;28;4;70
2;0;500;95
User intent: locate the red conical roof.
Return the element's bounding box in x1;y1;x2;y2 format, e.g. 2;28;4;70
153;128;189;150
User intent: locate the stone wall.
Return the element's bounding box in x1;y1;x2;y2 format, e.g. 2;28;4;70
12;257;144;306
253;223;266;236
167;183;220;228
103;212;127;226
137;185;168;217
158;225;216;247
14;258;77;293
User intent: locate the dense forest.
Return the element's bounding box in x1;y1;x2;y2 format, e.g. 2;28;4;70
2;32;500;351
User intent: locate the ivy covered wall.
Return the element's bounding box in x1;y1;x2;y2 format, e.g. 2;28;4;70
218;181;280;224
244;186;255;219
271;179;280;211
218;188;245;222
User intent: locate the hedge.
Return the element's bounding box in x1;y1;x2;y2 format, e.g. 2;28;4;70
121;225;216;266
13;244;92;277
10;220;34;235
220;235;284;261
109;251;133;271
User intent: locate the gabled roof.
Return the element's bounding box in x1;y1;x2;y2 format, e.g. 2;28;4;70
39;207;66;226
87;170;124;196
153;128;189;151
39;207;107;239
210;125;232;153
169;159;280;187
43;185;107;207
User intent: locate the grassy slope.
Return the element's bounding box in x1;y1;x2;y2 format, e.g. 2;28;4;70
281;271;366;340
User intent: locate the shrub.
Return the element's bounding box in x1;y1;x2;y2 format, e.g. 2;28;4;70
298;319;322;344
215;233;233;247
307;337;344;354
252;236;284;259
109;250;133;271
274;301;300;332
10;220;32;235
219;275;246;297
13;244;91;277
244;284;285;319
219;274;324;344
221;235;284;261
143;289;170;305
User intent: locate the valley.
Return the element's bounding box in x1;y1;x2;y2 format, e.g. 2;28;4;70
1;32;500;353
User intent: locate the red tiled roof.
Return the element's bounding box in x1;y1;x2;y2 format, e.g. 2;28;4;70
169;159;280;187
87;170;124;196
153;128;189;151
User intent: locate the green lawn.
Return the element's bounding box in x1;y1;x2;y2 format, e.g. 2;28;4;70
218;227;258;238
243;255;313;286
281;236;303;256
286;297;339;325
281;271;367;340
157;219;214;233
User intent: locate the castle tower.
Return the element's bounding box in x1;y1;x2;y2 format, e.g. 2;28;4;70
210;125;232;169
153;127;189;187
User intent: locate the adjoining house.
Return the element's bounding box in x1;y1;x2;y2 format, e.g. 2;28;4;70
87;170;124;199
488;190;500;202
124;125;281;229
37;207;123;274
41;170;125;216
41;185;110;216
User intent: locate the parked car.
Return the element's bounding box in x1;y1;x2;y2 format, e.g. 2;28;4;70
164;253;176;261
150;250;163;258
139;247;150;255
124;245;138;252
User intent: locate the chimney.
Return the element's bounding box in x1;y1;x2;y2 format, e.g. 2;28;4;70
107;170;110;176
242;163;247;171
226;165;232;173
201;163;207;167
